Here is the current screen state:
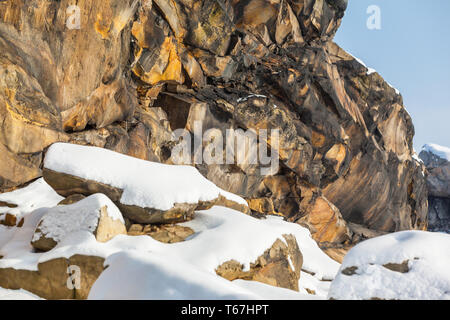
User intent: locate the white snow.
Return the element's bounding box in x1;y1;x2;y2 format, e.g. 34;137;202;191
0;178;63;224
32;194;124;243
89;250;259;300
232;280;323;300
422;143;450;161
0;202;338;298
44;143;247;211
0;288;42;300
328;231;450;300
90;250;326;299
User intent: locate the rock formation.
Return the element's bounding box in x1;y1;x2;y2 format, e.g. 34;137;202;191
216;234;303;291
0;0;428;250
31;194;127;251
419;144;450;233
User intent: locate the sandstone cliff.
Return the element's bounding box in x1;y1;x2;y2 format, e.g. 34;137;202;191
0;0;428;247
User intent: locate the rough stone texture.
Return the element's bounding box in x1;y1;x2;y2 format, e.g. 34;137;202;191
420;149;450;233
128;223;194;243
0;0;137;191
32;200;127;252
0;254;105;300
0;0;428;245
216;234;302;291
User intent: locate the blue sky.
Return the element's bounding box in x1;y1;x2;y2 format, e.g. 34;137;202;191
334;0;450;151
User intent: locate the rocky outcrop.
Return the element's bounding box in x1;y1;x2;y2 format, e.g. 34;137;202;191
31;194;127;251
419;144;450;233
0;0;427;246
216;234;302;291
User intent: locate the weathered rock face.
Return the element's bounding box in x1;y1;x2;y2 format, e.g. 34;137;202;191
419;146;450;233
0;0;137;190
0;0;427;245
31;194;127;252
216;234;302;291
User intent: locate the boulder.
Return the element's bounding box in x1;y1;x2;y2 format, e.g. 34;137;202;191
31;194;127;252
328;231;450;300
216;234;303;291
0;254;105;300
43;143;250;224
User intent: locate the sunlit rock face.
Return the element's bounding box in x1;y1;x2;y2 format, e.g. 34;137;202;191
0;0;427;246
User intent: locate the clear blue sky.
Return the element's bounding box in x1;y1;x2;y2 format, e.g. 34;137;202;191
335;0;450;152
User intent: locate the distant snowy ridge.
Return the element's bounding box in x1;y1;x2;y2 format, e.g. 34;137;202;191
422;143;450;161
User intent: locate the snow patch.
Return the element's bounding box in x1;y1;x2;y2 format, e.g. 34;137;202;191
44;143;247;211
328;231;450;300
0;178;63;223
0;287;43;300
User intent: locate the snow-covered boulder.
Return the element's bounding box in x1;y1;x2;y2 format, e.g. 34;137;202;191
31;194;126;252
0;178;63;227
328;231;450;300
43;143;250;223
216;234;302;291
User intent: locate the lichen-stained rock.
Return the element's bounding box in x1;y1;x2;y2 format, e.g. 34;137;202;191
153;0;234;56
0;0;429;248
31;194;127;252
216;234;303;291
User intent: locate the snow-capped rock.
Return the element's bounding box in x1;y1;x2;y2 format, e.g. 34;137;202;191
31;194;127;252
43;143;250;224
328;231;450;300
